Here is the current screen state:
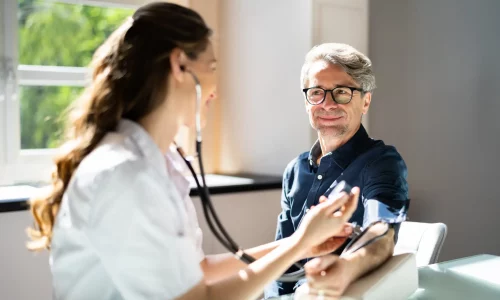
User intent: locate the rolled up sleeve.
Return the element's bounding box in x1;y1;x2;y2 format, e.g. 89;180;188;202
361;150;410;242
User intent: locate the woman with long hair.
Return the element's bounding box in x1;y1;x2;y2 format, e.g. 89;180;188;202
27;2;359;299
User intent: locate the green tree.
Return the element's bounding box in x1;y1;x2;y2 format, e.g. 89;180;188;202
18;0;132;149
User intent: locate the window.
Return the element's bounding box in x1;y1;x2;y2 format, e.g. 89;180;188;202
0;0;137;185
18;1;133;150
0;0;207;185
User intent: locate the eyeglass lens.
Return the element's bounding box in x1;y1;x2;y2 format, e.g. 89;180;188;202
306;87;353;104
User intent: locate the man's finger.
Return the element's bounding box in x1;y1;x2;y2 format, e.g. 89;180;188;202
305;255;339;275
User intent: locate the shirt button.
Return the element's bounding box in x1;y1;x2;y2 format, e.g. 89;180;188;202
317;175;323;180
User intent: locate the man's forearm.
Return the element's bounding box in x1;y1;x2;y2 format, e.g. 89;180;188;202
344;228;395;281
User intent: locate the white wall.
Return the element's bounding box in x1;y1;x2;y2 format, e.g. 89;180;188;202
193;191;282;255
369;0;500;261
0;211;52;300
0;190;282;300
218;0;313;175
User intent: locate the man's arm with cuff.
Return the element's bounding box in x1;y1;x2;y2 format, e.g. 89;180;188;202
304;151;409;297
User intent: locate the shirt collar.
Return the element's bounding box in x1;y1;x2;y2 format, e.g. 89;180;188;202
308;124;372;170
117;119;192;199
165;146;191;200
117;119;168;178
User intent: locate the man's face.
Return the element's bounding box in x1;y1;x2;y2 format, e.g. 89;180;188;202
304;61;371;138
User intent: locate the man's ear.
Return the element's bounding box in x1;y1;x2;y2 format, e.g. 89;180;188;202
362;92;372;115
170;48;188;82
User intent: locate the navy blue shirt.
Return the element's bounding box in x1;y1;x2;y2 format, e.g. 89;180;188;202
265;125;409;297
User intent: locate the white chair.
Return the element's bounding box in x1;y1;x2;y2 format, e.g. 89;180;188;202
394;221;447;267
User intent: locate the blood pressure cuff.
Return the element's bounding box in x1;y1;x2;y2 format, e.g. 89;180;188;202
363;197;410;244
332;197;410;255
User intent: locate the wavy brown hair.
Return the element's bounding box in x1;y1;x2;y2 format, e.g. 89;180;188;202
27;2;211;251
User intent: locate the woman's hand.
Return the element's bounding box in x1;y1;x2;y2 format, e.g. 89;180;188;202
302;224;353;258
292;187;359;255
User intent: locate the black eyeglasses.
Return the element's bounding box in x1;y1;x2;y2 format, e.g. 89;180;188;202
303;86;364;105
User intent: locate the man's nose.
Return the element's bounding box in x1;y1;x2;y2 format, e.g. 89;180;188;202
321;91;339;110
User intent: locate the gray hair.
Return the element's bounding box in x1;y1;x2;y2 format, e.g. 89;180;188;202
300;43;376;92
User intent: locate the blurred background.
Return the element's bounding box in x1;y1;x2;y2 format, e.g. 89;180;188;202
1;0;500;299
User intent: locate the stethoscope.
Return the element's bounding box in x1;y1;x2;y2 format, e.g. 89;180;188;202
175;68;306;282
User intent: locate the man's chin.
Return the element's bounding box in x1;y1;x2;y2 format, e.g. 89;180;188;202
317;125;348;137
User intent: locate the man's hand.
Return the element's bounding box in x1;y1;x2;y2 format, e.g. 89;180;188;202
304;255;355;298
302;228;395;297
294;283;339;300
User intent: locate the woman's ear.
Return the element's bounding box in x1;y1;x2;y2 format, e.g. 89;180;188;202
170;48;188;82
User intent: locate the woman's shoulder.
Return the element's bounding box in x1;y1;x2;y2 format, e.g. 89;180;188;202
69;132;159;199
61;133;172;232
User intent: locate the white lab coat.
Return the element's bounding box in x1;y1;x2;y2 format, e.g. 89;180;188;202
51;119;204;300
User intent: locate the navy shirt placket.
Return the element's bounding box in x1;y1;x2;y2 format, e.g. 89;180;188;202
311;156;345;204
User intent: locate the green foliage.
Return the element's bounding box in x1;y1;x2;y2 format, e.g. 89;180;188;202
19;0;132;149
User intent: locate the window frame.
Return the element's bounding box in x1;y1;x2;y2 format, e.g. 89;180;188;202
0;0;180;185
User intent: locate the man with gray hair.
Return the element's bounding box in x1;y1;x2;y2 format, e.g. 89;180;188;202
265;43;409;298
